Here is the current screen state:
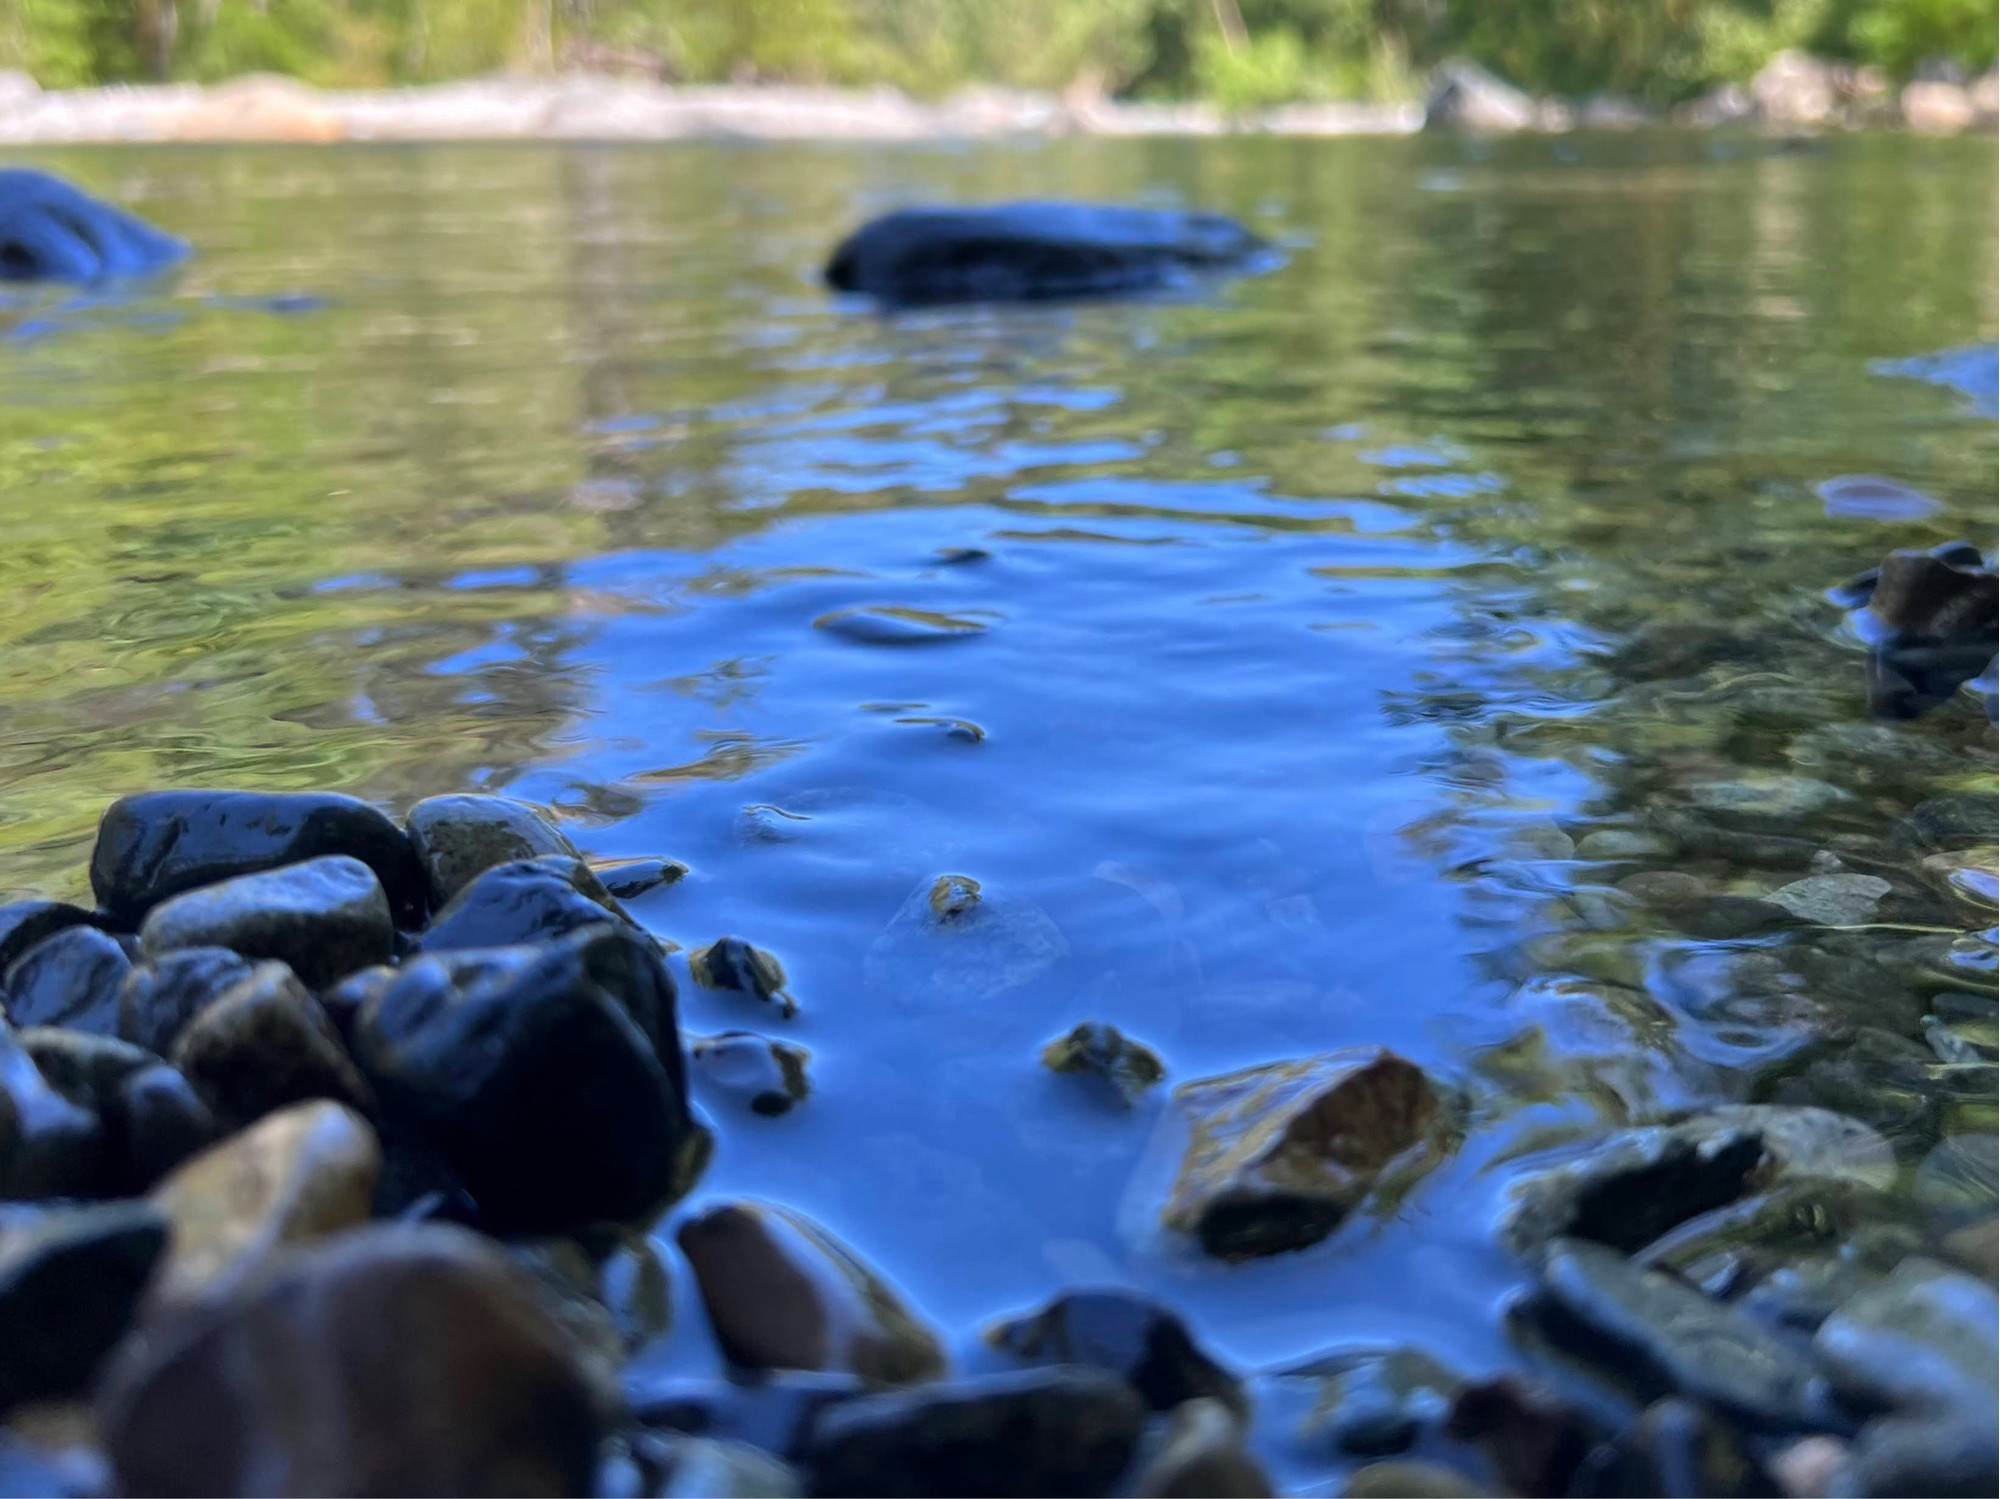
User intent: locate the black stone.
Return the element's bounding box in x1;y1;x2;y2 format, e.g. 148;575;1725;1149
825;203;1271;307
414;856;632;955
137;855;394;991
0;170;188;284
596;858;687;901
800;1366;1145;1498
1570;1398;1777;1497
116;947;255;1056
0;1024;102;1199
0;1200;167;1409
987;1291;1242;1417
0;902;102;975
170;962;374;1130
89;789;426;928
628;1371;866;1462
352;928;707;1233
111;1063;218;1189
2;926;131;1033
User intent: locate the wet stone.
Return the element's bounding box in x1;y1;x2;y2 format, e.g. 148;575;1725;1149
0;1201;167;1411
1445;1375;1594;1498
1569;1397;1776;1498
691;1032;811;1117
813;607;993;645
1341;1461;1484;1497
170;960;372;1130
1761;873;1892;926
139;854;393;989
1128;1398;1272;1498
987;1289;1242;1416
89;788;426;928
865;875;1069;1010
404;793;582;908
798;1366;1145;1498
111;1062;217;1190
690;937;796;1019
1813;1256;1998;1419
353;930;707;1233
678;1201;945;1388
1836;1409;1998;1498
2;927;130;1034
147;1098;379;1307
1524;1238;1827;1429
115;946;253;1055
415;854;631;956
98;1222;605;1498
1295;1347;1459;1459
0;1024;102;1200
1897;792;2000;851
1158;1046;1443;1259
596;857;688;901
0;903;101;978
1041;1022;1165;1107
626;1370;867;1465
1914;1133;1998;1226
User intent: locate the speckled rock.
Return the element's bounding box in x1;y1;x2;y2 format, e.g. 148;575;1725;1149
99;1223;604;1497
404;794;584;909
690;937;796;1018
691;1032;811;1116
89;789;425;928
139;854;393;990
678;1202;944;1387
987;1290;1241;1416
1040;1022;1165;1106
0;1023;102;1200
116;947;254;1055
1158;1047;1443;1259
798;1366;1145;1498
170;961;372;1129
1525;1239;1826;1429
414;853;635;954
1129;1398;1271;1497
2;927;130;1034
353;928;706;1232
147;1099;379;1307
0;1201;166;1410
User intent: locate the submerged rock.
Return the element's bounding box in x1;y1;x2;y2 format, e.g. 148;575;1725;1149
404;794;582;908
415;855;631;955
170;961;373;1129
1294;1346;1460;1460
1;926;129;1034
798;1366;1145;1497
138;854;394;989
825;202;1269;307
147;1099;379;1307
1158;1047;1443;1259
0;169;188;284
353;928;706;1232
99;1223;604;1497
691;1032;811;1117
677;1201;945;1388
90;789;425;928
596;857;689;901
1761;872;1892;926
986;1289;1241;1416
1128;1398;1272;1498
0;1200;166;1410
1041;1022;1166;1107
1523;1239;1825;1429
690;937;796;1019
865;875;1068;1009
116;946;254;1055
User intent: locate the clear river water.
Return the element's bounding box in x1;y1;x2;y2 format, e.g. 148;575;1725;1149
0;132;1993;1491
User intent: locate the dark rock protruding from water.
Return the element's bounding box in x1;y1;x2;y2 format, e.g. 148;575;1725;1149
2;926;131;1034
353;928;707;1232
414;855;631;955
690;936;796;1018
90;790;426;928
0;1022;103;1199
0;1200;168;1411
116;946;255;1056
986;1290;1242;1417
798;1366;1146;1497
1833;541;1998;720
139;854;394;990
678;1201;946;1388
825;203;1271;307
98;1223;604;1497
690;1032;811;1116
0;170;188;284
1041;1022;1165;1107
404;794;583;909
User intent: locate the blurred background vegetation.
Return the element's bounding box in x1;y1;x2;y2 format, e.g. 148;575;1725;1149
0;0;1993;105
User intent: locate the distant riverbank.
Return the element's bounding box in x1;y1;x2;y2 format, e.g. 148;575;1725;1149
0;53;1991;145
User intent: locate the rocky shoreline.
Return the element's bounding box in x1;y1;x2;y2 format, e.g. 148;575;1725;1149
0;49;1993;145
0;777;1992;1495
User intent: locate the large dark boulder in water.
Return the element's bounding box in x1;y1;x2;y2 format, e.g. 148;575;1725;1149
0;170;187;284
824;202;1270;307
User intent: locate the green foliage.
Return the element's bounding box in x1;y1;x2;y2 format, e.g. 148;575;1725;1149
0;0;1991;97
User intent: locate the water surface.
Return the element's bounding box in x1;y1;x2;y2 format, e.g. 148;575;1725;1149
0;133;1993;1489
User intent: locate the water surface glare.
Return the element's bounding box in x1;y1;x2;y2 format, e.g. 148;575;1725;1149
0;135;1994;1489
